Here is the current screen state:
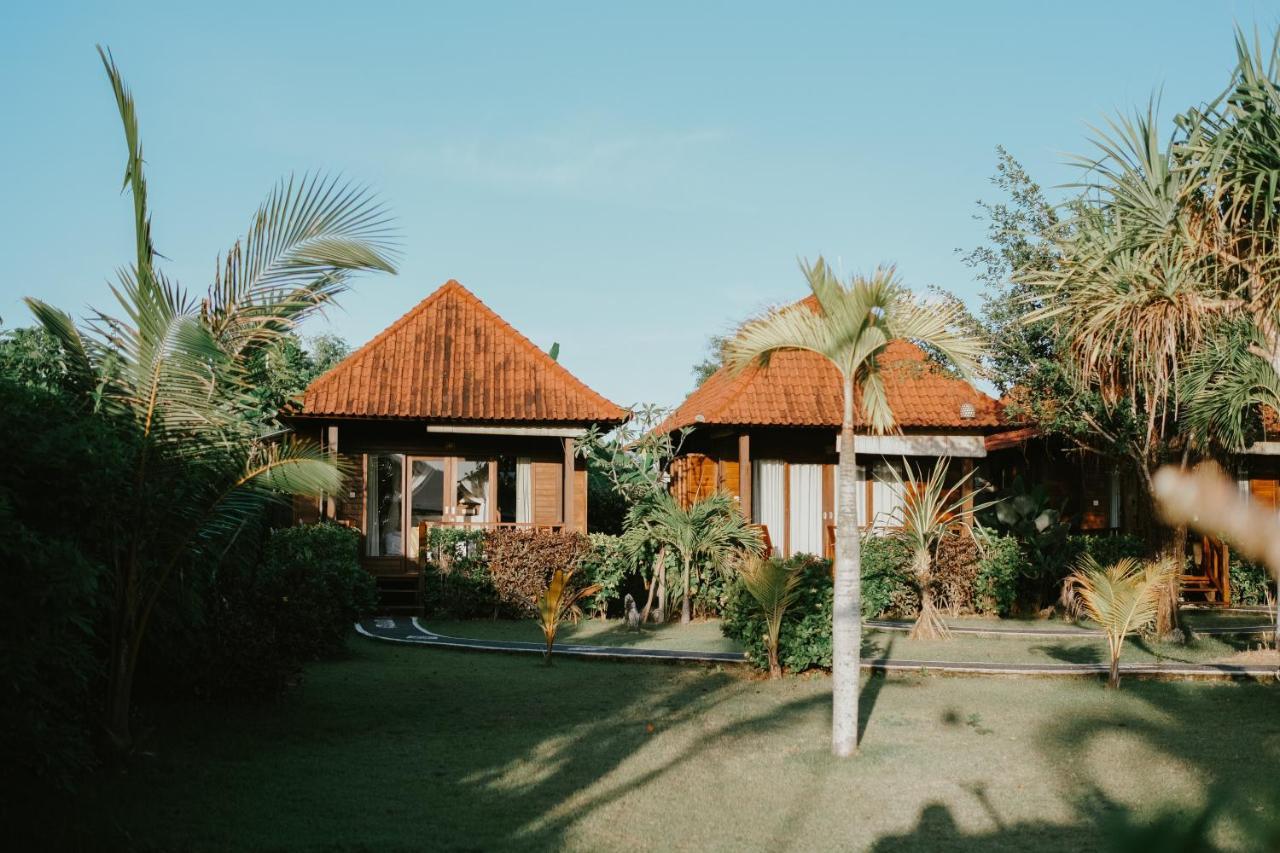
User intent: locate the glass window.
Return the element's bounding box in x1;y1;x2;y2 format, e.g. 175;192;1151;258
497;457;517;523
366;454;404;556
454;459;491;522
407;459;446;557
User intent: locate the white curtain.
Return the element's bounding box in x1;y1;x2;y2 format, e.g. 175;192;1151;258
516;457;532;523
752;459;785;556
365;455;380;556
871;461;905;530
788;464;824;557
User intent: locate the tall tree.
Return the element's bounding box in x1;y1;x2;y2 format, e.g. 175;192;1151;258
724;259;981;758
28;49;396;751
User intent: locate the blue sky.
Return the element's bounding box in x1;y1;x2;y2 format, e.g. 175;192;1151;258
1;1;1274;407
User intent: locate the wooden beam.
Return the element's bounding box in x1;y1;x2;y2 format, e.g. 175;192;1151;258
324;424;339;520
562;437;576;530
738;432;751;520
961;458;974;522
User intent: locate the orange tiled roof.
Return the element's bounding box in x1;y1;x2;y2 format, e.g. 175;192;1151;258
658;339;1002;433
296;280;627;424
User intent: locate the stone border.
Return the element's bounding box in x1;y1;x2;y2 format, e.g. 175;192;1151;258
355;618;1280;681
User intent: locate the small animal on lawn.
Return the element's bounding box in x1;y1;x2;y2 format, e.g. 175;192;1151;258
624;594;641;631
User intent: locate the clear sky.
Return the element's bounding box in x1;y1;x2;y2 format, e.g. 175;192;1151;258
1;1;1274;409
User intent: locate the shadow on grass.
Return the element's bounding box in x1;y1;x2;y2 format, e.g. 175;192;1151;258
1029;642;1103;665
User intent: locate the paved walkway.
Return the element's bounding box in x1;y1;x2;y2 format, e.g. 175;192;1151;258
355;617;1280;680
865;617;1276;638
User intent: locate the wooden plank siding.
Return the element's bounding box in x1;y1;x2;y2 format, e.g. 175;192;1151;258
532;461;563;525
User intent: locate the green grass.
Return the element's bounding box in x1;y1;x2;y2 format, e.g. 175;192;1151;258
76;636;1280;852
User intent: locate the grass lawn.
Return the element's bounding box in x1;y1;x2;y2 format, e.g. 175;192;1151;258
78;635;1279;851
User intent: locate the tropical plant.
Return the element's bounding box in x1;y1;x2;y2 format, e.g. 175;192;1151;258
25;49;396;751
724;258;982;757
578;403;692;623
622;491;762;624
737;554;803;678
885;459;992;640
1061;555;1177;688
534;568;601;664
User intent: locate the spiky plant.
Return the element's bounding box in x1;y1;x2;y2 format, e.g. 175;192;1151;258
1062;556;1177;688
27;48;396;751
885;459;991;641
724;258;982;757
535;568;602;664
737;555;803;678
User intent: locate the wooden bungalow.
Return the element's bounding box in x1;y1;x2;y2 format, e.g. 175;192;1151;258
283;280;628;602
657;338;1007;560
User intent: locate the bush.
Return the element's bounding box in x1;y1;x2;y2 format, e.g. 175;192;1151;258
935;533;981;613
578;534;634;617
420;527;493;618
0;380;132;796
723;555;833;673
203;523;374;697
421;526;591;618
1230;556;1273;607
974;534;1021;616
486;527;589;616
860;535;915;618
1069;533;1147;568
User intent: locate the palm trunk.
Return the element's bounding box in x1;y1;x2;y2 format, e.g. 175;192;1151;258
656;552;667;623
1108;640;1121;689
831;374;861;757
910;549;948;640
639;546;665;624
681;553;692;624
767;634;782;679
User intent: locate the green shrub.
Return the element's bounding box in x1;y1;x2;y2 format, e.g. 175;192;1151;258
974;534;1021;616
860;535;915;618
578;534;634;617
259;523;375;658
1230;556;1273;607
1069;533;1147;568
0;379;131;795
723;555;833;673
203;523;374;697
420;527;494;618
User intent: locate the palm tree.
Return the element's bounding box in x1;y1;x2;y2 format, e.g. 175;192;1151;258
1062;556;1177;688
535;567;602;664
629;491;763;624
737;554;803;678
27;49;396;750
885;459;991;640
724;259;982;757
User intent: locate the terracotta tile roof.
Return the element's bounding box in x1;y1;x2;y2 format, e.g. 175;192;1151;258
295;280;627;424
658;324;1002;433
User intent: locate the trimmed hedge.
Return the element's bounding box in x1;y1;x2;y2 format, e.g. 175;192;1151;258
420;526;597;618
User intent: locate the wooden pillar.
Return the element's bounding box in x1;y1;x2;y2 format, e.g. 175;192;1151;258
738;432;751;520
323;424;339;520
562;437;575;530
961;457;974;521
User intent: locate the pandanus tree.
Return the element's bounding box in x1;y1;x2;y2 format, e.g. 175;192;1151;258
626;491;763;624
885;459;990;640
1024;29;1280;637
724;259;982;757
27;49;397;751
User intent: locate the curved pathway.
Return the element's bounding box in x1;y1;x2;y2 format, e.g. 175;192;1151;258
355;617;1280;681
865;616;1276;639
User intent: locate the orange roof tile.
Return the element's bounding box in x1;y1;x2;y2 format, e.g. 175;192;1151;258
658;340;1002;433
296;280;627;424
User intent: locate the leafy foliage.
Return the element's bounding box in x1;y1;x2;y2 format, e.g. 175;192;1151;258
535;568;601;663
973;533;1022;616
737;555;804;677
486;527;590;617
577;534;636;618
723;555;833;673
1062;556;1177;688
1229;555;1273;607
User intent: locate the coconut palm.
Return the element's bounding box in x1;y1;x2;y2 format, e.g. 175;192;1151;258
1062;556;1177;688
627;491;763;624
724;258;982;757
885;459;992;641
27;49;396;751
737;554;803;678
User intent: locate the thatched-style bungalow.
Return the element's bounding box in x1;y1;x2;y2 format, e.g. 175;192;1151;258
283;280;627;596
657;338;1006;559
